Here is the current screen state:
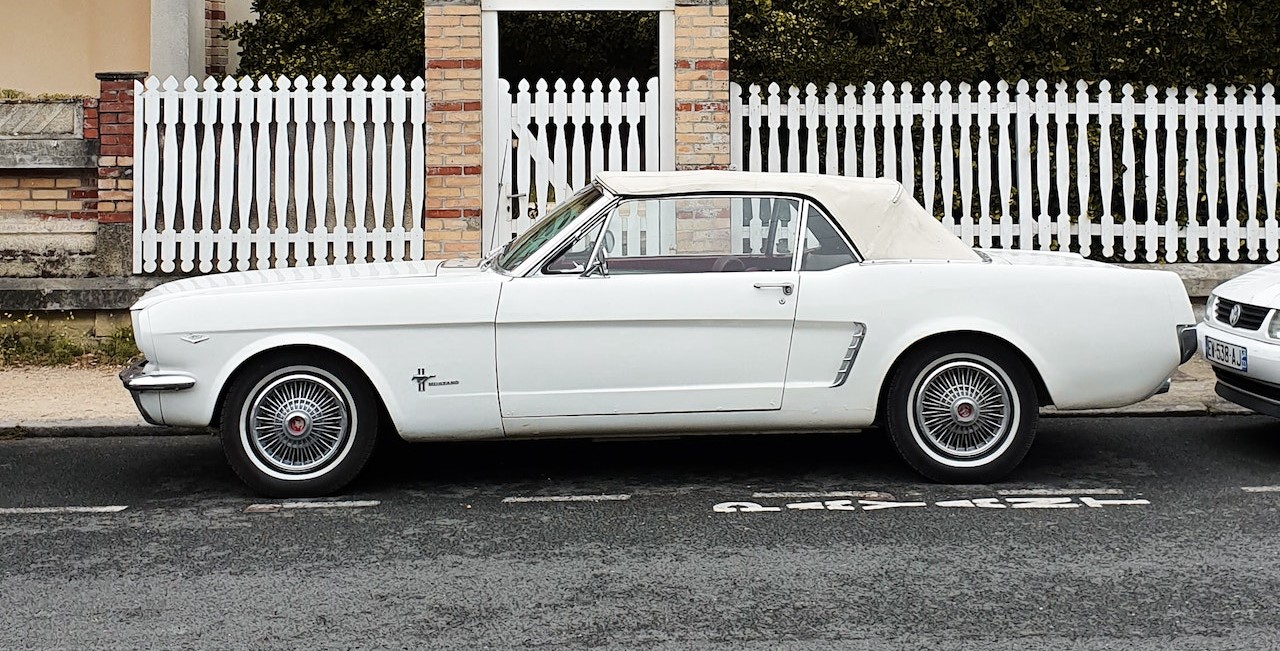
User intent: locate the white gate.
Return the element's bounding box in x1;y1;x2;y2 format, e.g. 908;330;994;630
488;76;663;247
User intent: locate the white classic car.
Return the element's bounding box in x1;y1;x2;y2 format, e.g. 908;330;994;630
121;171;1197;496
1200;264;1280;416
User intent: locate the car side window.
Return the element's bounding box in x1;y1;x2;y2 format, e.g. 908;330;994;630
800;205;858;271
543;218;607;274
589;195;800;274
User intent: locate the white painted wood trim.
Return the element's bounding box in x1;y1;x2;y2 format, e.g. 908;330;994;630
658;10;675;170
480;9;501;253
482;0;673;11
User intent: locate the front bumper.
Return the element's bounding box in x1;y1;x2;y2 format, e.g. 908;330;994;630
119;357;195;425
1198;321;1280;417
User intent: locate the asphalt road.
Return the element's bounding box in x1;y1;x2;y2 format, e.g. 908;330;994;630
2;416;1279;650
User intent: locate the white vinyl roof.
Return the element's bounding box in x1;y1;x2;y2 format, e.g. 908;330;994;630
594;171;981;262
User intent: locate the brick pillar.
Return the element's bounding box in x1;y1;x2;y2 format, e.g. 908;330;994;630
423;0;483;259
206;0;229;77
674;0;731;170
95;72;145;225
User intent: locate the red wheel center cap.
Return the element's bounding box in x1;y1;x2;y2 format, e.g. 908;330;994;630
287;416;307;435
957;404;974;419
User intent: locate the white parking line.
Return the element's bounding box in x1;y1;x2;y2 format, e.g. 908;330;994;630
0;505;128;515
997;488;1125;496
752;491;893;500
244;500;380;513
502;494;632;503
1241;486;1280;493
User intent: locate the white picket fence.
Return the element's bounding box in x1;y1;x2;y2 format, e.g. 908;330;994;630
491;77;660;244
731;80;1280;262
133;75;426;273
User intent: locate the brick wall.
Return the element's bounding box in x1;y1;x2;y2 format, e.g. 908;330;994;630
423;0;484;259
674;0;731;171
94;73;139;225
0;73;141;279
206;0;228;77
0;171;98;219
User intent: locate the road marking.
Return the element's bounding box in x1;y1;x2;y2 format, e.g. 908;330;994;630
997;488;1125;496
936;498;1006;508
858;499;928;511
714;501;781;513
1005;497;1080;509
1241;486;1280;493
1080;497;1150;507
0;505;128;515
502;494;631;503
244;500;380;514
753;490;893;500
715;495;1151;514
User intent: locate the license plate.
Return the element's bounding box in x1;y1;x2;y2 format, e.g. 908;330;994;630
1205;336;1248;371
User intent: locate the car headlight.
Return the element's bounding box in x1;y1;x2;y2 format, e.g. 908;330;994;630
1206;294;1217;322
1269;310;1280;339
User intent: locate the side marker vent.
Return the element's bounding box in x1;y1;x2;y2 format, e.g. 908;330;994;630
831;323;867;388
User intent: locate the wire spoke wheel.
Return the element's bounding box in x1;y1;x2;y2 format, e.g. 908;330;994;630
246;372;351;474
912;360;1012;459
886;342;1037;482
222;354;380;497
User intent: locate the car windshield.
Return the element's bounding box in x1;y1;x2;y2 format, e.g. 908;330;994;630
494;185;604;272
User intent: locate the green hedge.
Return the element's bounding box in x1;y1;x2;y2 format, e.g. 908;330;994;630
732;0;1280;87
226;0;1280;88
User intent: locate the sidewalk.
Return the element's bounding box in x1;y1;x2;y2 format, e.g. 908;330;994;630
0;354;1255;438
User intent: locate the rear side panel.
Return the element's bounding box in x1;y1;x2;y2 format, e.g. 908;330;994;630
782;261;1192;425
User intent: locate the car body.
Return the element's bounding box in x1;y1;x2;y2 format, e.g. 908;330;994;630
121;171;1198;496
1199;263;1280;416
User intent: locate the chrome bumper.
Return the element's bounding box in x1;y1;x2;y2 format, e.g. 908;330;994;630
119;357;194;426
119;357;195;392
1178;324;1198;364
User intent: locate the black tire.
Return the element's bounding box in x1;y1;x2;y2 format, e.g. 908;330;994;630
219;351;378;497
885;338;1037;483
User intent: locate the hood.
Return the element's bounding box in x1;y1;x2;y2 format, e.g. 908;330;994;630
1211;262;1280;308
132;260;445;310
979;249;1113;269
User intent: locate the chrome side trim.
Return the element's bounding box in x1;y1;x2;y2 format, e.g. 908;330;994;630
119;357;195;392
831;323;867;388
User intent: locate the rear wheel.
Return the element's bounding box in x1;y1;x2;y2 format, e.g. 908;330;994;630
220;351;378;497
885;340;1037;483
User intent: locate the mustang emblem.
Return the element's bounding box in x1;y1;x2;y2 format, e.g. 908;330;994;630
1229;303;1242;327
411;369;436;392
179;334;209;344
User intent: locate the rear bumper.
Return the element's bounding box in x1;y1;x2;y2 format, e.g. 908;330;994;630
1178;324;1198;364
119;357;195;425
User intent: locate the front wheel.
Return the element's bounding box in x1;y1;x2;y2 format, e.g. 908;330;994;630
220;352;378;497
885;341;1037;483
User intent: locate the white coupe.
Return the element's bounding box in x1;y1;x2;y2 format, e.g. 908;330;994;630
1200;264;1280;416
121;171;1197;496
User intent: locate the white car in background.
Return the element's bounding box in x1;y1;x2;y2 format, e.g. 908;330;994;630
1200;264;1280;416
121;171;1197;497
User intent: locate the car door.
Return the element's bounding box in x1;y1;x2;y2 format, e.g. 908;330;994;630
495;194;802;418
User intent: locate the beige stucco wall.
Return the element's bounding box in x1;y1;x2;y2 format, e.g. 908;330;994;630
0;0;151;96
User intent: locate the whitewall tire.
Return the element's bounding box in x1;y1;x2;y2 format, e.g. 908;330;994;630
885;340;1037;483
220;351;378;497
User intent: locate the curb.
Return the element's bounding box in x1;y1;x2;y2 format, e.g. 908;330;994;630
0;420;209;438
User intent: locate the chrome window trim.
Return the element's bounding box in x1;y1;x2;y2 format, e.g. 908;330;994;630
797;200;864;270
530;193;807;276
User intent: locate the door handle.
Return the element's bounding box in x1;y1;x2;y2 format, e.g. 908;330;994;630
753;282;794;295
